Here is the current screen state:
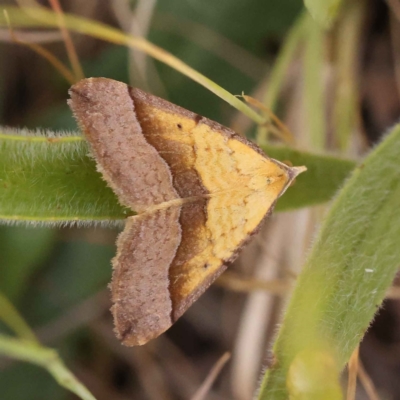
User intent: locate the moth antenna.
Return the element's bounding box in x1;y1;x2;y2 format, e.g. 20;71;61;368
3;9;76;85
48;0;85;81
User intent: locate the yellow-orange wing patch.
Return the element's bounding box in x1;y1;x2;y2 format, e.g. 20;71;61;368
68;78;305;346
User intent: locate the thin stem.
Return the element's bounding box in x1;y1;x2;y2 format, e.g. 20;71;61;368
3;10;76;85
0;6;265;125
0;292;38;343
0;335;96;400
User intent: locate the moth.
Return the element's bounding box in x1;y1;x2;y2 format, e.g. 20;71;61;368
68;78;305;346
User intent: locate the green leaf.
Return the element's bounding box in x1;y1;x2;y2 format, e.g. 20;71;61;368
0;363;64;400
0;226;56;301
304;0;343;28
262;145;355;211
0;334;96;400
0;129;129;225
0;128;355;225
22;240;114;325
259;124;400;399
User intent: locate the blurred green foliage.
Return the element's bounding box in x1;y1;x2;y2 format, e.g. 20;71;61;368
0;131;356;222
0;226;55;302
0;1;303;399
304;0;343;28
261;124;400;399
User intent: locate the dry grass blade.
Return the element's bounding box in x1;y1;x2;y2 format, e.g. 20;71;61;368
0;28;61;42
385;285;400;299
241;94;295;144
130;0;157;78
358;360;381;400
3;10;76;84
190;352;231;400
112;0;165;95
0;6;266;124
92;320;173;400
347;346;359;400
390;6;400;101
48;0;84;80
388;0;400;21
154;12;266;80
216;271;292;295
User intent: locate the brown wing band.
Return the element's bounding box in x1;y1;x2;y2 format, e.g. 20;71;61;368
111;208;181;346
68;78;179;211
